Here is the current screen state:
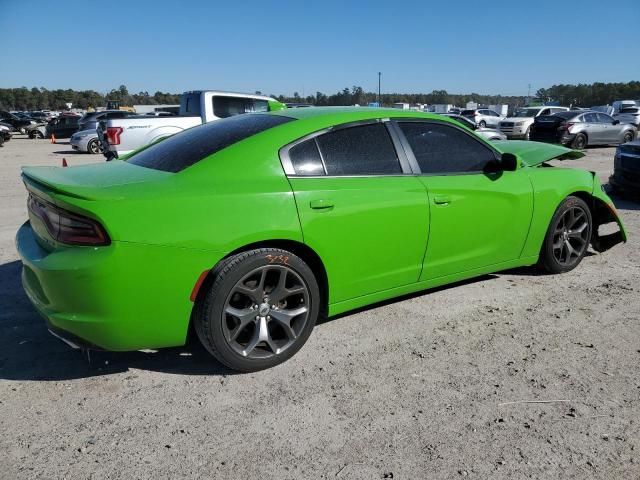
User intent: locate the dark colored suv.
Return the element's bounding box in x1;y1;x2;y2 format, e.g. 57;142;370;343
611;140;640;196
78;110;135;131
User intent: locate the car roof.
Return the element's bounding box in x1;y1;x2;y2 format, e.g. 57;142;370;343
270;106;445;122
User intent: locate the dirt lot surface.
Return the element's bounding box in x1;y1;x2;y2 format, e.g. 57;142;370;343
1;136;638;479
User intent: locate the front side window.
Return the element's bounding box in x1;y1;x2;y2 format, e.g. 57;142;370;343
596;113;614;124
315;123;402;176
398;122;496;174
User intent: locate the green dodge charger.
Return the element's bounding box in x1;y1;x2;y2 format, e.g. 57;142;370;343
16;107;626;371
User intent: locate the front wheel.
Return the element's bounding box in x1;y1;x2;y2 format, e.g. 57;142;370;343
539;196;592;274
478;120;486;128
195;248;320;372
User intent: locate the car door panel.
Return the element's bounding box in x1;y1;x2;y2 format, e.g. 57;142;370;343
283;122;430;304
291;177;429;303
395;120;534;281
418;172;533;280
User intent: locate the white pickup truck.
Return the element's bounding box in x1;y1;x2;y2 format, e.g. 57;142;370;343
99;90;285;158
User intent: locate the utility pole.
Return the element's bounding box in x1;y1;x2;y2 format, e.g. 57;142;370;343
527;83;531;100
378;72;381;106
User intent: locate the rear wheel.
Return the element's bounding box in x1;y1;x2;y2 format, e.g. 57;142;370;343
571;133;587;149
195;248;320;372
87;138;103;154
622;131;634;144
539;196;592;274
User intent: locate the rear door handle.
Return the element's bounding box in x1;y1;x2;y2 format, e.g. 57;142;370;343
433;194;451;205
310;199;334;210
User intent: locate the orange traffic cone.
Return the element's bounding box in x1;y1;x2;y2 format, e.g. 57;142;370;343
51;134;56;144
62;158;68;167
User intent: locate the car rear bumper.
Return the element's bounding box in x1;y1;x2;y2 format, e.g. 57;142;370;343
16;221;223;351
530;132;574;146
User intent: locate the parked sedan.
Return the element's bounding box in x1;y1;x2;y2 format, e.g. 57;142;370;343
610;140;640;195
16;108;625;372
461;108;504;128
442;114;507;141
70;129;104;154
530;111;636;149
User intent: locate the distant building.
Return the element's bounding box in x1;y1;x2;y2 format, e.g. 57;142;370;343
393;103;410;110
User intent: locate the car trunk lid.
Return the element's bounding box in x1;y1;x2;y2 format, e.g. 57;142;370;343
22;161;171;201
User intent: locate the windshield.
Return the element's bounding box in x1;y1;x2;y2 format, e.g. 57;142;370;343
128;113;294;173
513;108;540;118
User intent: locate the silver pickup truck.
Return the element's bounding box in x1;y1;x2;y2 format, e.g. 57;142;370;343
99;90;285;159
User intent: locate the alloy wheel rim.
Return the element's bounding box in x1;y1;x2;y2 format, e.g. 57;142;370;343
552;207;590;266
222;265;310;359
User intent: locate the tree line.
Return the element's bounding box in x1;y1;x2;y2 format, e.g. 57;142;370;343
0;85;180;111
1;81;638;111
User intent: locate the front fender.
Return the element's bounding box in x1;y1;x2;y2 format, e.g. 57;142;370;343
590;174;627;252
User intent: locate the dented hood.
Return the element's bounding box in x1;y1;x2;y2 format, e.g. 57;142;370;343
492;140;585;167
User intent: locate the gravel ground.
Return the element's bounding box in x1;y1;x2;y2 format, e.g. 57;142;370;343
1;136;638;479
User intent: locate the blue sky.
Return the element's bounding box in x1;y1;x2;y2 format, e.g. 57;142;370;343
1;0;638;96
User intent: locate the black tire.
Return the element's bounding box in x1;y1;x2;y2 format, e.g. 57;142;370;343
622;131;634;144
30;130;44;139
539;196;592;274
571;133;587;149
87;138;103;154
195;248;320;372
478;120;487;128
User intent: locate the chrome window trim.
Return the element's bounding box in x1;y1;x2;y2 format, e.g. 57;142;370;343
279;118;413;177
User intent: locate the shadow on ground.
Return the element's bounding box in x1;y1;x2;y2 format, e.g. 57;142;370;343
0;260;235;381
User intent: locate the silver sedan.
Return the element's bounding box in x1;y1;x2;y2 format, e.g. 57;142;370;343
70;129;104;154
441;114;507;141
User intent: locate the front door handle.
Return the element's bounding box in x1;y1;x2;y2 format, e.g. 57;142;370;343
310;199;334;210
433;194;451;205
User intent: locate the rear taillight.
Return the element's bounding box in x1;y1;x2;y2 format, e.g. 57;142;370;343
28;194;110;246
105;126;123;145
559;122;575;132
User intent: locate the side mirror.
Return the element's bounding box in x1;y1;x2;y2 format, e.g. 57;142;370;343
612;119;620;125
501;152;518;171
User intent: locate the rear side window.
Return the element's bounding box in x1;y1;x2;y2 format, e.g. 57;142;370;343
399;122;496;174
315;123;402;176
288;139;325;176
213;97;269;118
180;93;202;117
128;114;294;173
584;113;598;122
